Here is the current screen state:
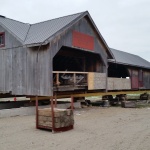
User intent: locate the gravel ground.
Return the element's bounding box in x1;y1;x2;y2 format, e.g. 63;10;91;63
0;107;150;150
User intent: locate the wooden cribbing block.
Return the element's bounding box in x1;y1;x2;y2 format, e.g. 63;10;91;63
38;108;74;128
121;101;136;108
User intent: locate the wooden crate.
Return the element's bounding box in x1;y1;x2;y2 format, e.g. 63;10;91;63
38;108;74;129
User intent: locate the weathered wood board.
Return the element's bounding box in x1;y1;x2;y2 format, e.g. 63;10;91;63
108;78;131;90
88;73;106;90
38;108;74;128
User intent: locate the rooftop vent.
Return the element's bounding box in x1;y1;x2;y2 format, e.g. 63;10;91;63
0;15;6;18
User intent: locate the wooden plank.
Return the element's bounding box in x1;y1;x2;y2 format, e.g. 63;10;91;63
38;108;73;117
88;72;94;90
88;73;106;90
53;71;88;74
108;78;131;90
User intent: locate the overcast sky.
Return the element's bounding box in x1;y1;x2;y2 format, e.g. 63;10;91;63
1;0;150;61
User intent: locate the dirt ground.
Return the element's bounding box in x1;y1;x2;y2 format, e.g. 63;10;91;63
0;107;150;150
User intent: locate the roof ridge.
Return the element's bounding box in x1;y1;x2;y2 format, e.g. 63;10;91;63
31;11;86;26
23;24;31;42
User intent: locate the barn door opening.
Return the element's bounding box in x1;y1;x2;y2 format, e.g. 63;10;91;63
108;63;130;78
53;46;104;73
52;46;105;91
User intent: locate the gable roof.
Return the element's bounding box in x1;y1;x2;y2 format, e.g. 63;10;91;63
0;16;30;42
24;12;83;45
0;12;83;45
109;48;150;69
0;11;113;59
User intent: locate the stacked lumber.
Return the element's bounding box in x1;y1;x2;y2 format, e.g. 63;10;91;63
38;108;74;128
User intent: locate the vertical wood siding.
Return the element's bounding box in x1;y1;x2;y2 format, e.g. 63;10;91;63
143;71;150;89
0;25;22;93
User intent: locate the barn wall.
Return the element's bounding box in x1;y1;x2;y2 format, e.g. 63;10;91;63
0;25;23;93
25;46;52;96
50;17;108;69
28;16;109;96
11;47;27;95
47;17;109;92
0;17;110;96
128;67;150;90
128;68;139;89
143;70;150;89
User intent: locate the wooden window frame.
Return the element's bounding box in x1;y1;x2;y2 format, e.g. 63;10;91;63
0;32;5;48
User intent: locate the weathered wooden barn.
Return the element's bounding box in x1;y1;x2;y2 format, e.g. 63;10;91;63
0;11;150;97
108;48;150;90
0;11;114;96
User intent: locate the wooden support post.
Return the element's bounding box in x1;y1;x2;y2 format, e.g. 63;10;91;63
36;96;38;129
71;96;74;111
51;97;55;132
83;57;86;72
54;94;57;108
73;73;76;86
56;73;59;85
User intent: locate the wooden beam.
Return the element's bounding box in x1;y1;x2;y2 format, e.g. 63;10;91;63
30;90;150;101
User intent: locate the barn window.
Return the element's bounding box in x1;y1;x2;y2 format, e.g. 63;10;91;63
0;32;5;48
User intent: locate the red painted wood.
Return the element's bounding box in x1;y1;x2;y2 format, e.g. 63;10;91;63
72;31;94;50
131;76;139;89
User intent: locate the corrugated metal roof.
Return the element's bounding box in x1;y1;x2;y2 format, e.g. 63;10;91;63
0;12;114;59
0;12;84;45
24;12;84;45
109;48;150;69
0;17;30;42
